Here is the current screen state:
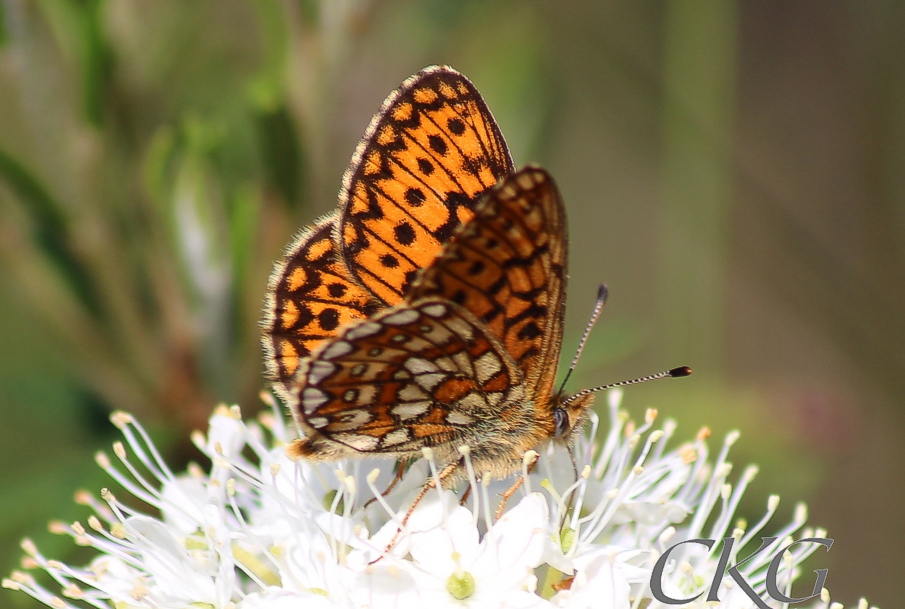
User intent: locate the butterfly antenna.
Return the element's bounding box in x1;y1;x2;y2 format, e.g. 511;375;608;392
557;284;608;397
561;366;692;406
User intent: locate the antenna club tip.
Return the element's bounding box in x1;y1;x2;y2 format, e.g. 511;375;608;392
669;366;693;378
597;284;609;302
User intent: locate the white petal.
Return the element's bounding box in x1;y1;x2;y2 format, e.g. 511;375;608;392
552;557;632;609
206;410;246;458
409;506;480;576
159;476;206;535
480;493;549;572
351;566;422;609
240;588;341;609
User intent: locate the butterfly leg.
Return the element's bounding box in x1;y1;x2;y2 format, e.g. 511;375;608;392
560;443;580;529
494;453;540;520
372;460;459;563
459;484;472;506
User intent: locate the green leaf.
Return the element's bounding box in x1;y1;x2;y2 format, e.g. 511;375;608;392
38;0;113;127
0;148;103;318
142;125;179;206
255;104;305;209
0;2;7;48
228;183;262;305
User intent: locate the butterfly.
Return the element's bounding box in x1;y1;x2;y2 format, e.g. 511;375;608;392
262;66;689;493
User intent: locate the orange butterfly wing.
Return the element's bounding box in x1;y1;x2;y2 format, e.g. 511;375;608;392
264;66;512;401
267;69;576;478
337;66;514;305
262;214;378;401
289;168;570;473
410;166;568;408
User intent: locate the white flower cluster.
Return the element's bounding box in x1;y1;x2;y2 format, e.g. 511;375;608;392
5;391;874;609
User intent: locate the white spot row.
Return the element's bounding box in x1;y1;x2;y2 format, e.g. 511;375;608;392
308;360;336;384
322;340;353;360
421;302;448;318
382;308;420;326
446;411;475;425
399;383;428;401
415;373;445;391
404;357;437;375
392;401;430;420
444;315;475;342
474;350;502;383
301;387;328;414
382;428;410;447
346;321;382;341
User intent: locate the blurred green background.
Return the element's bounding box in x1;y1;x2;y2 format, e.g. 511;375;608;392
0;1;902;606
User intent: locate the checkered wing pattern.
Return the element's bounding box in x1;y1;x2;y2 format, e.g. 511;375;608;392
288;168;570;474
410;166;567;408
288;298;530;465
263;67;606;483
263;66;512;401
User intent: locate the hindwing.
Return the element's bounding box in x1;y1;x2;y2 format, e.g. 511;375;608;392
289;298;525;458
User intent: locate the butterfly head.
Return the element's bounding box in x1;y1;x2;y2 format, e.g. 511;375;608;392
552;392;596;440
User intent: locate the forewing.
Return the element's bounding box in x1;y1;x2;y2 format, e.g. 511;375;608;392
262;213;378;400
290;298;524;456
337;66;514;305
409;166;567;405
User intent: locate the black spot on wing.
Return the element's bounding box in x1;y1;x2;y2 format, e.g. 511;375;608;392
428;134;448;155
405;187;426;207
447;117;466;135
402;270;418;295
318;308;340;331
394;222;416;246
417;158;434;175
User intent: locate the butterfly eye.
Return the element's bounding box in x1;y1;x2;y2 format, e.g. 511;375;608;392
553;408;570;438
